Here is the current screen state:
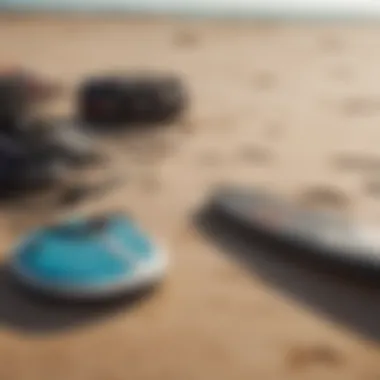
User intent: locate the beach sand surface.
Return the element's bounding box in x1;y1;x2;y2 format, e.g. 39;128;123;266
1;13;380;380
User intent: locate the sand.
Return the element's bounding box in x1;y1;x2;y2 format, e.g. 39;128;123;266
1;13;380;380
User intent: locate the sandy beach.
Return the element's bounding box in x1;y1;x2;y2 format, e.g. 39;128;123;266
1;13;380;380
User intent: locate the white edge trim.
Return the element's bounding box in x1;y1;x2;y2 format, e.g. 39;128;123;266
10;243;169;300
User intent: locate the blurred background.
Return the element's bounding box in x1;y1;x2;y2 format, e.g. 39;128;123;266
1;1;380;380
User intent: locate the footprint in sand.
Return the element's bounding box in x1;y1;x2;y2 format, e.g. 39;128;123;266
332;153;380;173
286;344;344;371
264;122;284;141
363;178;380;198
296;186;350;215
173;30;199;48
320;35;345;53
198;151;224;167
340;97;380;117
237;144;273;165
252;72;277;90
330;66;352;82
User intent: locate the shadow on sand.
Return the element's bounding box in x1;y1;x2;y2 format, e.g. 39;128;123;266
195;205;380;343
0;265;156;335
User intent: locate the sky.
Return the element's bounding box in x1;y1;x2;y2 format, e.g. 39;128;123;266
2;0;380;18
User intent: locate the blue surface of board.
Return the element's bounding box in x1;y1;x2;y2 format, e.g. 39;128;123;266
10;213;167;298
